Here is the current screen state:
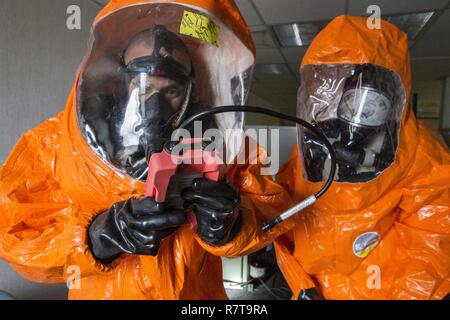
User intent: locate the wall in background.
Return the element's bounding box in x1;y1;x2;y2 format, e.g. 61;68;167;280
0;0;101;300
441;77;450;129
412;79;444;129
246;92;284;126
0;0;99;163
246;75;299;126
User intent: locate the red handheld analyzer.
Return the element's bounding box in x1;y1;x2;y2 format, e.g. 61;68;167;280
145;139;227;212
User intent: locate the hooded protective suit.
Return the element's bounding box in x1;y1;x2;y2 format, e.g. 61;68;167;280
199;15;450;300
0;0;293;300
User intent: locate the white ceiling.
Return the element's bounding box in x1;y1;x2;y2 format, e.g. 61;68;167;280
236;0;450;66
250;0;347;24
348;0;448;15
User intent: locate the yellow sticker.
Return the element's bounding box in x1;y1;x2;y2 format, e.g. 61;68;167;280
180;11;221;47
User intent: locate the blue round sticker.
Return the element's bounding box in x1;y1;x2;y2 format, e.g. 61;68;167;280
353;232;380;258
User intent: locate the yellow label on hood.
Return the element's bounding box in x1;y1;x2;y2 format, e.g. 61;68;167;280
180;11;221;47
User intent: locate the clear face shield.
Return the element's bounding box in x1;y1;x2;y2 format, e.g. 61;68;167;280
297;64;406;183
113;49;194;179
76;3;255;181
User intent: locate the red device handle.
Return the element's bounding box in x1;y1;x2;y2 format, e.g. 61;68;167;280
145;140;226;229
145;139;226;202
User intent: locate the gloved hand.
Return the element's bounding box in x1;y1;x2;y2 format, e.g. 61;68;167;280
297;288;324;300
88;197;186;264
182;178;241;246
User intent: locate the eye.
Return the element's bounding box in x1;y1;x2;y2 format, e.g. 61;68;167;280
165;87;182;99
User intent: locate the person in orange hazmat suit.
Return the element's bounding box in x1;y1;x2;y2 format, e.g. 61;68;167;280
195;15;450;300
0;0;295;300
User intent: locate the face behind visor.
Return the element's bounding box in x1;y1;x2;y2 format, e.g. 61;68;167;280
112;38;194;179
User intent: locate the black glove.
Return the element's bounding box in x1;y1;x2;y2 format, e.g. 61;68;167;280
88;197;186;264
181;178;241;246
297;288;324;300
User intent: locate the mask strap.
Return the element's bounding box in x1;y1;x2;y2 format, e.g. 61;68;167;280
173;80;193;127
